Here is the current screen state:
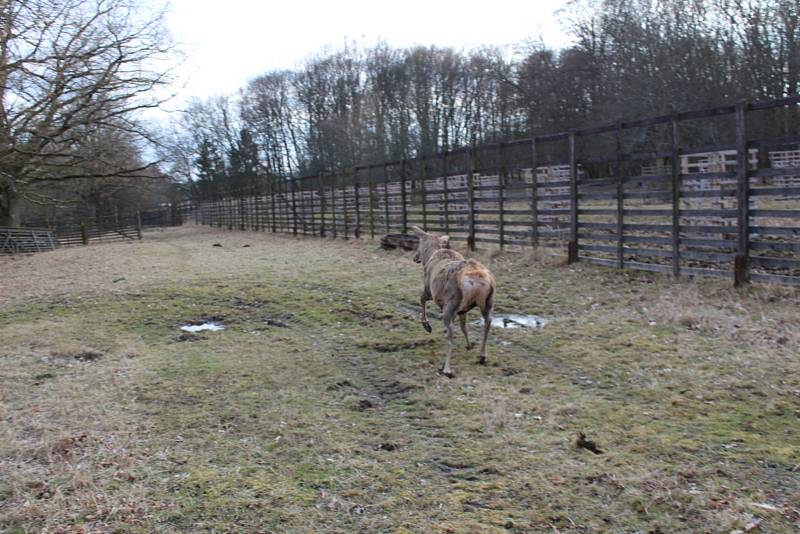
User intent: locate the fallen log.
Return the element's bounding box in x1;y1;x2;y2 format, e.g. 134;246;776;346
380;233;419;251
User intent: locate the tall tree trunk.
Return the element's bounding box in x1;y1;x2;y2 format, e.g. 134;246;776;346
0;185;21;227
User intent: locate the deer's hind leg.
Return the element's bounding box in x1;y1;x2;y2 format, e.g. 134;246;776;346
440;301;459;378
478;291;494;365
458;313;473;350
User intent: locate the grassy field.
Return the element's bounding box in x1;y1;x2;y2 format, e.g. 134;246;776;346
1;226;799;533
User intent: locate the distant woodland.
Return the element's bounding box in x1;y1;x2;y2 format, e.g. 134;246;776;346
165;0;799;199
2;0;798;224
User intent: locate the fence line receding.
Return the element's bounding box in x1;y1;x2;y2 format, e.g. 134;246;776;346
195;97;800;286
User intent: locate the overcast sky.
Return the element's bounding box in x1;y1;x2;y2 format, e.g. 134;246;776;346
161;0;574;106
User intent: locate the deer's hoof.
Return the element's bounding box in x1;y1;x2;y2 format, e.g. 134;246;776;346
422;321;432;333
465;343;474;350
439;368;455;379
478;357;487;365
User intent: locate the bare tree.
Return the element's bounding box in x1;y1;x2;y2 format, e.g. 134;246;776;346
0;0;176;226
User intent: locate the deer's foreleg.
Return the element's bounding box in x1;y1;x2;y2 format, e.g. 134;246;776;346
420;288;432;333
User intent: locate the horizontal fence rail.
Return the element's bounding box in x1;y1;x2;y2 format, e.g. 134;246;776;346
196;96;800;286
0;227;57;254
14;204;191;252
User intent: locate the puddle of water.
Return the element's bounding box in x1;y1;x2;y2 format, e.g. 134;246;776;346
475;314;548;329
179;322;225;333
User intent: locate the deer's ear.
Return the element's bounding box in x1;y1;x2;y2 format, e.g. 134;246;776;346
410;225;426;237
439;235;451;247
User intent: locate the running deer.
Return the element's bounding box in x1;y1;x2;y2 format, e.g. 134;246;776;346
411;226;495;377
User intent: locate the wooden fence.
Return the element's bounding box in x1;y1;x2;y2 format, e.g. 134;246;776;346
0;227;57;254
195;96;800;286
14;204;189;251
51;214;142;247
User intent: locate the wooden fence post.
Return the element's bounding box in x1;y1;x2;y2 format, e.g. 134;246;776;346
300;180;307;236
220;198;226;230
276;182;283;232
304;180;311;236
530;138;539;248
270;181;277;233
442;152;450;235
400;159;408;233
281;180;288;233
307;178;315;236
254;189;260;231
239;197;245;231
319;173;326;238
567;129;579;263
421;157;428;230
368;166;375;239
343;180;349;240
262;184;268;232
467;147;476;251
670;116;681;277
300;181;307;236
330;180;337;238
291;179;298;236
616;123;625;270
734;100;750;287
81;221;88;245
354;179;361;238
383;163;390;234
498;143;506;250
136;211;143;240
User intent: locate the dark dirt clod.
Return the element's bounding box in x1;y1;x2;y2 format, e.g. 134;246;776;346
576;432;604;454
437;459;475;472
73;351;103;362
175;333;201;342
372;379;416;402
326;380;354;391
212;243;222;247
355;399;374;411
377;443;397;451
359;339;434;353
33;373;55;382
264;318;289;328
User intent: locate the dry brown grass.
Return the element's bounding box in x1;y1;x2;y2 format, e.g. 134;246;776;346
1;225;799;533
0;226;382;307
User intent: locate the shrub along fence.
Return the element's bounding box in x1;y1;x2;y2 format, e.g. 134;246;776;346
196;96;800;286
